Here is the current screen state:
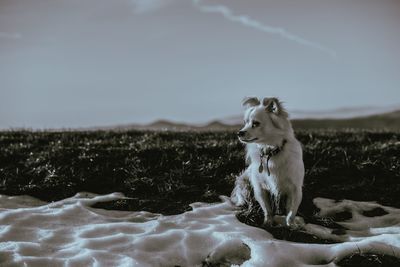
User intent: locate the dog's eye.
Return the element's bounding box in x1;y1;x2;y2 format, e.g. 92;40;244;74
252;121;260;128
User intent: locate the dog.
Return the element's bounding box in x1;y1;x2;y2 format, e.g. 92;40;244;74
231;97;304;226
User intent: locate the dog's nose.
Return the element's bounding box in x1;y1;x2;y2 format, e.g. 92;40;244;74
237;130;246;137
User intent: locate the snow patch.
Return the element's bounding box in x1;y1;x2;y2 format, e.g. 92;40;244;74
0;193;399;266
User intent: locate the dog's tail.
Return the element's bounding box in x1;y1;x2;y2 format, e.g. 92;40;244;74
230;171;252;207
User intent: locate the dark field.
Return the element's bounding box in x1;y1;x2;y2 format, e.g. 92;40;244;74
1;130;400;265
1;130;399;211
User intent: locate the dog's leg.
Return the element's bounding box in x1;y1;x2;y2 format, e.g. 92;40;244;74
285;185;302;227
252;184;273;225
231;170;251;207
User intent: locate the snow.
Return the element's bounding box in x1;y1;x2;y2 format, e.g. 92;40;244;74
0;193;399;267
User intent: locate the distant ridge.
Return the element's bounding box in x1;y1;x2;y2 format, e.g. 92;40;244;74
109;120;238;131
222;104;400;124
291;109;400;130
146;120;192;130
99;109;400;131
77;104;400;132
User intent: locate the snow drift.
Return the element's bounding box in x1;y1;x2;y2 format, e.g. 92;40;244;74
0;193;399;266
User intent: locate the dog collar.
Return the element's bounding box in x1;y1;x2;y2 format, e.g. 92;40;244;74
259;139;287;175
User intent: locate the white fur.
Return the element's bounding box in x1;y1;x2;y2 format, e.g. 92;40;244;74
231;97;304;226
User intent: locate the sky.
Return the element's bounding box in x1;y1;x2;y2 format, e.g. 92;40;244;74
1;0;400;129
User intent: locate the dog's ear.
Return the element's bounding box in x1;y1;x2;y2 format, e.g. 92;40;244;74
263;97;288;117
242;97;260;109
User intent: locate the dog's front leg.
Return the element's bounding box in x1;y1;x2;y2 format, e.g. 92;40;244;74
252;184;273;225
231;170;251;207
285;185;302;227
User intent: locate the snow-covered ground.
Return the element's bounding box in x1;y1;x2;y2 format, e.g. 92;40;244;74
0;193;399;267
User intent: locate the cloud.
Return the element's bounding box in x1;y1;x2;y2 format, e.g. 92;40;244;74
130;0;174;14
192;0;336;59
0;32;22;40
129;0;336;58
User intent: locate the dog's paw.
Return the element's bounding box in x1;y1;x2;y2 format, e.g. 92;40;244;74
262;215;274;227
285;216;305;229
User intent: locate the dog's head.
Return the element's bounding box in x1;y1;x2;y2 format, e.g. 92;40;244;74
237;97;291;145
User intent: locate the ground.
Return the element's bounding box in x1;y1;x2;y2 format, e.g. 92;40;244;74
0;129;399;265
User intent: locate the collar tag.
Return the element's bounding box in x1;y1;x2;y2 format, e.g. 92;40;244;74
258;139;287;175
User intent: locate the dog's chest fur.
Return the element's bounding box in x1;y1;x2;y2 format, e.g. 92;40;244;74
251;154;286;196
246;140;303;196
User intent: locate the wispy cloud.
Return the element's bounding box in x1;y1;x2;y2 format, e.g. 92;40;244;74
192;0;336;59
0;32;22;40
129;0;336;58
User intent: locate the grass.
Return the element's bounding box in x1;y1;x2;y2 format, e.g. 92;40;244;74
1;130;399;211
0;129;399;265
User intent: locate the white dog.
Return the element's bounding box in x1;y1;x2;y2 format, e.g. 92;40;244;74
231;97;304;226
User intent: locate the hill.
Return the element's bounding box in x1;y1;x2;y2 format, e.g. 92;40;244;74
82;108;400;132
291;110;400;130
134;109;400;131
